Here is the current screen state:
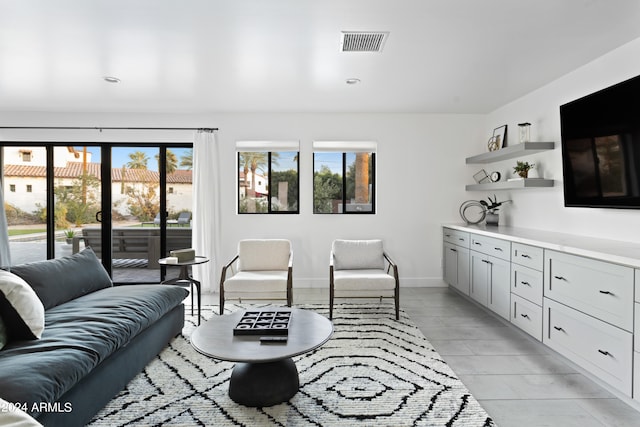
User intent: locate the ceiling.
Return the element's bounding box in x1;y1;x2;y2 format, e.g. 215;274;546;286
1;0;640;115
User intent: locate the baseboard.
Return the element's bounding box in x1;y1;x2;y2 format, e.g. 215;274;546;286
290;277;447;288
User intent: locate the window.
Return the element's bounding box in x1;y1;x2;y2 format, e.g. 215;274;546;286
26;184;32;192
20;150;32;162
313;141;376;214
237;141;299;214
9;184;15;192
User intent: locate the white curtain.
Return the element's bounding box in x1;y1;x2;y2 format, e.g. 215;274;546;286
0;181;10;268
192;130;221;293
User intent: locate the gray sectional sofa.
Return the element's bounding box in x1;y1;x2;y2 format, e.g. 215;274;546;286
0;248;188;426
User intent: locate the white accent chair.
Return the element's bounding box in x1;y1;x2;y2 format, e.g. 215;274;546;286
219;239;293;315
330;239;400;320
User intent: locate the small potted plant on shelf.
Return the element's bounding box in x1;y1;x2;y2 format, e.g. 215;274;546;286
64;229;76;244
513;160;534;179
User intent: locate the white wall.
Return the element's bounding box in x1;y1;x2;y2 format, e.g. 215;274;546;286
1;112;485;289
480;37;640;243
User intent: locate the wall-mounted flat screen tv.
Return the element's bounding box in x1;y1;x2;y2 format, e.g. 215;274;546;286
560;74;640;208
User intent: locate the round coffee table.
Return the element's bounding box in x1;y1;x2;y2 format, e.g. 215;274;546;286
191;307;333;407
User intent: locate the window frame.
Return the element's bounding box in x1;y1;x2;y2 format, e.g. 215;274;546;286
313;151;376;215
237;149;300;214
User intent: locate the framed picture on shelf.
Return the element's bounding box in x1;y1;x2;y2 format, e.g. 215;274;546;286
492;124;507;149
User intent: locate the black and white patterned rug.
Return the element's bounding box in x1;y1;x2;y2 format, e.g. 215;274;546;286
89;303;495;426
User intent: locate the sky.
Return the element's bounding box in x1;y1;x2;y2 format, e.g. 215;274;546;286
75;146;192;171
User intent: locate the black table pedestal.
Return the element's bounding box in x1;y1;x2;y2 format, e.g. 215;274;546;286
229;358;299;407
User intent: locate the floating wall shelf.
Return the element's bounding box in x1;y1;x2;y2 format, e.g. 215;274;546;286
466;142;555;164
466;178;555;191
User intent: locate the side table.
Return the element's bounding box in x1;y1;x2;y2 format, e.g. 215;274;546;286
158;255;209;325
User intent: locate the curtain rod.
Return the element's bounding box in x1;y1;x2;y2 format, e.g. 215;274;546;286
0;126;217;132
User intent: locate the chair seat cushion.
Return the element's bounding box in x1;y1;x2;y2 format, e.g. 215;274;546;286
333;269;396;291
224;271;289;293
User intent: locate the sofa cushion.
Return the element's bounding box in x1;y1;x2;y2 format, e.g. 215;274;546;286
238;239;291;271
0;284;188;410
0;270;45;341
332;239;385;271
10;248;112;310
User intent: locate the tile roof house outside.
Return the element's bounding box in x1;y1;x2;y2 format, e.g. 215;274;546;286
3;161;192;217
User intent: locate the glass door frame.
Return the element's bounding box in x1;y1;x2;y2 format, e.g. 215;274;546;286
1;141;193;283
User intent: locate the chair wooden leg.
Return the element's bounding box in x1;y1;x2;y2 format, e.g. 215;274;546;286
219;290;224;315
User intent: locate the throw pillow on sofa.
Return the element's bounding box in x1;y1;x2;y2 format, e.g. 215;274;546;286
0;270;45;341
11;247;113;310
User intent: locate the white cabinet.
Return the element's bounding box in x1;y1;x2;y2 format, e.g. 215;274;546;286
512;294;543;341
511;242;544;341
442;225;638;400
545;250;634;332
544;298;633;396
443;228;470;295
634;270;640;403
469;235;511;320
444;242;470;295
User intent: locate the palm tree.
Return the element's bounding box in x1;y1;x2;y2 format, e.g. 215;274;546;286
155;150;178;174
239;152;268;197
127;151;149;169
180;149;193;170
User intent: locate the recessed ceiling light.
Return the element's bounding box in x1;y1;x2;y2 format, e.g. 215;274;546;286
346;78;361;85
103;76;121;83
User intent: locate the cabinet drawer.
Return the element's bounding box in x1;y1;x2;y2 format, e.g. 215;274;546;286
635;303;640;348
543;298;633;396
511;264;543;306
512;243;544;271
545;250;634;331
635;352;640;402
443;228;469;248
470;234;511;261
511;294;542;341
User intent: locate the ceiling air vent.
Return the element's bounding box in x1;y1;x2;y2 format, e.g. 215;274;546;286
340;31;389;52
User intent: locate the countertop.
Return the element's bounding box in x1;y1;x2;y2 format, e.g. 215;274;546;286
443;223;640;269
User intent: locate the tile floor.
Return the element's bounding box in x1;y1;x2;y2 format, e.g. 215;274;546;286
201;286;640;426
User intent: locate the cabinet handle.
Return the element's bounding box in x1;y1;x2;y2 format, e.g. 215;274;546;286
521;281;531;286
521;314;530;319
521;254;531;259
494;247;503;251
445;234;451;237
598;349;611;356
459;237;464;241
474;242;482;246
554;276;567;281
553;326;564;332
599;290;614;295
482;259;490;264
450;248;457;252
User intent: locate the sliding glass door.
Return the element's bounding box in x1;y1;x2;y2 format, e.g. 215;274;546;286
1;142;193;284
